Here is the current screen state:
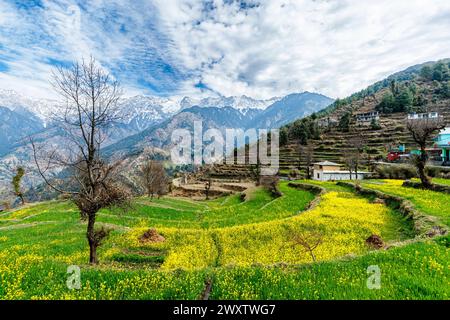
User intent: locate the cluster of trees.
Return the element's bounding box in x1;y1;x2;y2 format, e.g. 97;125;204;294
376;81;424;114
435;81;450;99
140;160;169;199
422;62;450;99
315;61;449;122
420;62;450;82
281;116;320;146
338;112;352;132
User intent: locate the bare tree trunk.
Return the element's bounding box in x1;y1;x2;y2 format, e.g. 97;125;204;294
418;145;432;188
87;213;98;265
406;117;445;189
19;195;25;205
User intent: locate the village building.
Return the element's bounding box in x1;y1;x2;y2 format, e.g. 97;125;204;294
355;111;380;124
435;127;450;165
312;161;369;181
317;117;339;128
407;112;440;120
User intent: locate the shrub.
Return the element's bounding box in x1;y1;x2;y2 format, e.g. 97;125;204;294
260;176;283;198
426;166;450;178
374;164;417;179
288;169;300;180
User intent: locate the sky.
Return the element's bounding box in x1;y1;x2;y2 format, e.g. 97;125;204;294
1;0;450;100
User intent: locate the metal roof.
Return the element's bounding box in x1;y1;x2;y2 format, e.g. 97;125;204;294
314;161;341;166
320;171;371;174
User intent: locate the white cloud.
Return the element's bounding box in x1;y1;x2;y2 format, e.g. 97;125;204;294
1;0;450;100
154;0;450;99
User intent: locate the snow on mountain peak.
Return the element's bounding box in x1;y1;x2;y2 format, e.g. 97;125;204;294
179;95;280;111
0;89;281;131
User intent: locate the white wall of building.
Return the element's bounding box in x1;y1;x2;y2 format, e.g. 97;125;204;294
313;170;367;181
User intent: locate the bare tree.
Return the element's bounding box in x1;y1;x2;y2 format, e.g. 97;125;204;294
298;144;314;179
204;178;212;200
284;226;323;263
407;117;446;188
31;57;129;264
140;160;168;199
342;150;355;180
349;135;367;179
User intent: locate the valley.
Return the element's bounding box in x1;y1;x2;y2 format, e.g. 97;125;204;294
0;55;449;302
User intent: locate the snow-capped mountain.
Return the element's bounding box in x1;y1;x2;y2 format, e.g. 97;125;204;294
179;95;280;112
0;89;280;131
105;92;334;157
0;90;333;199
117;96;180;132
0;89;58;126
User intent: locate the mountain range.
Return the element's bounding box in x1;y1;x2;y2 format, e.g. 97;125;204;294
0;90;333;198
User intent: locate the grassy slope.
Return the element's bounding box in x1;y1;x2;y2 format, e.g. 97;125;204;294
0;181;448;299
361;179;450;227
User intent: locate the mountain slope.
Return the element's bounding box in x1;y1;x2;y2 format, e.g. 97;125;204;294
249;92;334;128
0;90;332;199
277;59;450;173
0;106;44;156
104;92;332;157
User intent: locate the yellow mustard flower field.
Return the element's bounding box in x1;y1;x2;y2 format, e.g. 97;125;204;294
0;180;448;299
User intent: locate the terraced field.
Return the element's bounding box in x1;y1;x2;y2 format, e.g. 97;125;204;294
361;179;450;227
0;180;448;300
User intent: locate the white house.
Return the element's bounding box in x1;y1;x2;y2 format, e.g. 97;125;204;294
407;112;440;120
312;161;369;181
356;111;380;124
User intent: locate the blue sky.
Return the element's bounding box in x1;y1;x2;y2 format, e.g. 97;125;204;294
1;0;450;99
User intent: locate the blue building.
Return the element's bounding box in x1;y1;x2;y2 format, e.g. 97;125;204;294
435;127;450;164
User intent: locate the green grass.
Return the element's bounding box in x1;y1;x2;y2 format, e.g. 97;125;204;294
1;237;447;300
431;178;450;186
101;185;315;229
412;177;450;186
211;237;449;300
0;180;447;300
361;179;450;227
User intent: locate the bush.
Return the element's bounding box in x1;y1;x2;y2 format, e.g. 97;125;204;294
288;169;300;180
426;166;450;178
374;164;450;179
260;176;283;198
374;164;417;179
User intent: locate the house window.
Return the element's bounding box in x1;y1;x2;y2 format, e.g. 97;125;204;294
317;173;320;179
